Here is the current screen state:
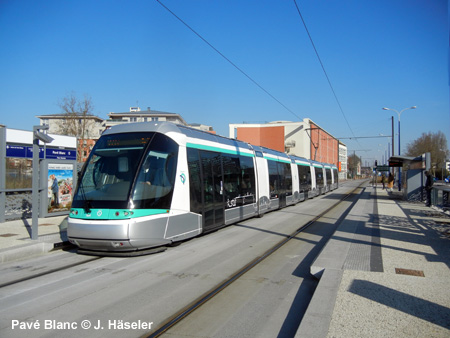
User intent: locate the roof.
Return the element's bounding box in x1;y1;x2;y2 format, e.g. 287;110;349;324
107;109;187;123
36;113;104;121
103;121;253;151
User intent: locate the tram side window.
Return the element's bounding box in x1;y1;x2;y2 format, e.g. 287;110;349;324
298;165;311;192
326;169;332;185
187;148;203;215
268;160;279;199
315;168;324;186
280;162;292;196
223;154;240;204
222;154;255;208
239;155;256;200
333;169;338;183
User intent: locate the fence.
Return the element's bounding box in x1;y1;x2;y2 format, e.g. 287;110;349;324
431;185;450;211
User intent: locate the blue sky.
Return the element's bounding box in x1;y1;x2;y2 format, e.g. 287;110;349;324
0;0;448;165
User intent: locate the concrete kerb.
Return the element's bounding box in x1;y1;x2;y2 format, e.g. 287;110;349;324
295;268;344;338
0;216;69;263
0;242;55;263
297;186;371;338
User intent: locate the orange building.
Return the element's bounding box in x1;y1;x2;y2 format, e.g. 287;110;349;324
308;121;339;165
229;119;343;170
236;125;285;152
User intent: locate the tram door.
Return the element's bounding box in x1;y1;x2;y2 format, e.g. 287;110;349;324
200;151;224;231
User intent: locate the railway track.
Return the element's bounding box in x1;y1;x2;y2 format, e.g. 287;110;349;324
0;180;367;338
146;180;367;337
0;254;102;289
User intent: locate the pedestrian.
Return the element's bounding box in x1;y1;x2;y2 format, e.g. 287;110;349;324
381;174;386;190
425;171;434;207
387;172;394;192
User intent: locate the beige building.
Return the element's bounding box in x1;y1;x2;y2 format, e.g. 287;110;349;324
36;113;104;139
338;142;348;180
103;107;188;129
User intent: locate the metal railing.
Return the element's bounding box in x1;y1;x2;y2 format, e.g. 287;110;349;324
431;185;450;211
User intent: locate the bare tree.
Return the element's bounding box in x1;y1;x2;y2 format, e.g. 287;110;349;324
347;153;360;178
57;93;95;161
405;131;449;177
58;92;94;139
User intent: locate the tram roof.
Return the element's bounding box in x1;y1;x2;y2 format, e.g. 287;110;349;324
103;121;254;151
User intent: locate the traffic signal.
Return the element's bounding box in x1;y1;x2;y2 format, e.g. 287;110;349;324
375;160;378;167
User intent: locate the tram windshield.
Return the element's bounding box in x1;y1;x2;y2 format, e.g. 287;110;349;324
131;133;178;209
73;132;153;209
73;132;179;210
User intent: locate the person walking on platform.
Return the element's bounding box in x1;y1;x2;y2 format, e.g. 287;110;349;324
387;172;394;192
425;171;434;207
381;174;386;189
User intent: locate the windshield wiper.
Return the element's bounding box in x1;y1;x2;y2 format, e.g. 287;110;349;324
83;200;92;214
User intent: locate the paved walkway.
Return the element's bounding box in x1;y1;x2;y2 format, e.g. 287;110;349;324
298;183;450;338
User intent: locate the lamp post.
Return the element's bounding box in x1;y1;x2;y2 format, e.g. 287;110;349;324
382;106;417;190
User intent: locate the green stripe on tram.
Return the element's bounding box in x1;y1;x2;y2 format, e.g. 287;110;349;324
69;208;169;220
264;156;291;164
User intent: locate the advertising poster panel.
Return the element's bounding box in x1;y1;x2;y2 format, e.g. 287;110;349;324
47;163;74;213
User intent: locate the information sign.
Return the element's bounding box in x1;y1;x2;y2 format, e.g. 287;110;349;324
376;165;390;171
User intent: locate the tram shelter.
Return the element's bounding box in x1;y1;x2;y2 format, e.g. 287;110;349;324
388;153;430;201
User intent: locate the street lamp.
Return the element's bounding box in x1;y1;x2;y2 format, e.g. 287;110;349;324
382;106;417;190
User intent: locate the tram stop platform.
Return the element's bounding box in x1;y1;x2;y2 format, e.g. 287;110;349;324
0;182;449;337
298;183;450;338
0;215;68;263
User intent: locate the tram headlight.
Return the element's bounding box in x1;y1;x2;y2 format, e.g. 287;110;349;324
114;210;134;217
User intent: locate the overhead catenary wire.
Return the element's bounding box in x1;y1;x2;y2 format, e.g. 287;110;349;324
155;0;302;121
292;0;359;143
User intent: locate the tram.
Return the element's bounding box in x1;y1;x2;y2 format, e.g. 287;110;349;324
68;122;338;253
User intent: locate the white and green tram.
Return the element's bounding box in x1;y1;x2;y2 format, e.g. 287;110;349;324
68;122;337;254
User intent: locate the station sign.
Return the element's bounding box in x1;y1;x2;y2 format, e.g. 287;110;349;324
376;165;390;171
45;148;76;160
6;144;76;160
6;145;44;158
